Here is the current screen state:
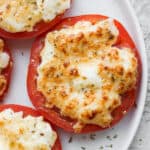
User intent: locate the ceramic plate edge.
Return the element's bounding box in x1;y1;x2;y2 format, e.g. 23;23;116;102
122;0;148;150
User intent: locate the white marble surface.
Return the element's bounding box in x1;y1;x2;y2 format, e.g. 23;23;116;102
129;0;150;149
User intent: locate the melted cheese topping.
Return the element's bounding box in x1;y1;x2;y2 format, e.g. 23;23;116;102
0;109;57;150
0;39;10;96
37;19;138;132
0;0;70;33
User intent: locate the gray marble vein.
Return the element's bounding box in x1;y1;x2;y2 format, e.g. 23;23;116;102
129;0;150;150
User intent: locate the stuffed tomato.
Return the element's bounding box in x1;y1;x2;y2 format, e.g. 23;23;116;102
0;104;62;150
27;15;141;133
0;0;71;39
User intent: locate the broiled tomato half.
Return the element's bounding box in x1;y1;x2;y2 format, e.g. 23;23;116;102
27;15;142;133
0;39;13;101
0;104;62;150
0;0;71;39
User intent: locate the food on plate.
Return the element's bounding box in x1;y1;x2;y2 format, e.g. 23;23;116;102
0;39;12;100
27;15;141;133
0;0;71;39
0;104;62;150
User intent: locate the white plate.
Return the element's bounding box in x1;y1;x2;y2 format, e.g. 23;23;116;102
3;0;147;150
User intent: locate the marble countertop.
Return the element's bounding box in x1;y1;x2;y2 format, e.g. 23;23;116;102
129;0;150;149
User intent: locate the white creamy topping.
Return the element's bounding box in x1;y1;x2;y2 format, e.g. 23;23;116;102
51;18;119;37
0;52;9;69
37;0;70;21
0;0;70;32
37;19;137;131
74;61;102;90
0;109;57;150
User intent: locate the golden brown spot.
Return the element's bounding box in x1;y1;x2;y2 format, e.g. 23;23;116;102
0;39;4;51
63;61;70;68
0;75;7;96
113;99;120;107
70;68;79;76
6;4;10;10
60;90;68;97
19;128;24;134
0;121;4;126
116;66;124;75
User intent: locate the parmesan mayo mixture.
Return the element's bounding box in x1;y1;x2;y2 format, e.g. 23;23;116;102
37;19;138;132
0;0;70;32
0;39;9;96
0;109;57;150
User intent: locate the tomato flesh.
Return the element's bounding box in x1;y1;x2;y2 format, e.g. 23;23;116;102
27;15;142;133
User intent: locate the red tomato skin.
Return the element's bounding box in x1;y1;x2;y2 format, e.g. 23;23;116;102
0;40;13;101
27;15;142;133
0;104;62;150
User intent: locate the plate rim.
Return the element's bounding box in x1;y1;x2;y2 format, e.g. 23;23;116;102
123;0;148;150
